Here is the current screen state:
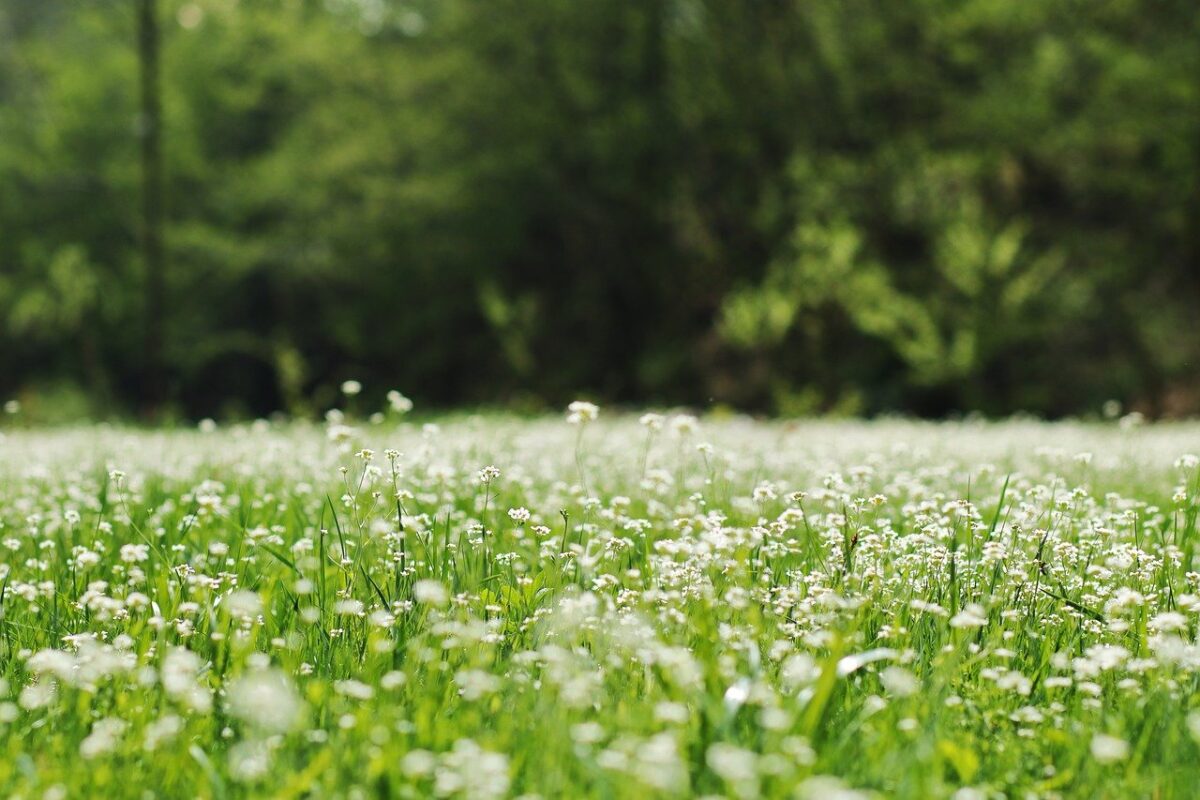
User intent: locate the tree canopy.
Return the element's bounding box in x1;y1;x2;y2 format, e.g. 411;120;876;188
1;0;1197;420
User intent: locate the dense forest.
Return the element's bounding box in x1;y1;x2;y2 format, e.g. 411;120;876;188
1;0;1197;420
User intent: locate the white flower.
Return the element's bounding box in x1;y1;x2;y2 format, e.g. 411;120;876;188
752;481;778;502
162;648;212;713
381;671;407;690
566;401;599;425
120;543;150;563
706;742;758;786
334;679;375;700
341;380;362;396
18;681;55;710
634;733;688;792
669;414;699;436
1118;412;1144;430
995;670;1032;696
222;590;263;619
950;604;988;629
880;666;919;697
797;776;871;800
334;598;365;616
435;740;510;800
455;669;500;701
413;579;448;606
722;678;752;713
654;702;689;723
326;423;357;444
638;412;665;431
571;722;605;744
225;668;305;734
837;648;898;677
781;653;820;688
1148;611;1187;632
80;718;126;759
1090;733;1129;763
401;749;436;777
143;714;184;751
27;650;76;683
387;391;413;414
228;740;272;782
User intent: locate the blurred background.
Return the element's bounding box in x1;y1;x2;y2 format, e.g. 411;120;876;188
1;0;1197;422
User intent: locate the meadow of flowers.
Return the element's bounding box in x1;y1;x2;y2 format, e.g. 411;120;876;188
1;403;1199;799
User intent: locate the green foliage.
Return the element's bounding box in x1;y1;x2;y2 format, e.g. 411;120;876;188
0;0;1197;418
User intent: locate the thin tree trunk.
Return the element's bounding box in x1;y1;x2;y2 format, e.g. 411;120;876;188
138;0;165;416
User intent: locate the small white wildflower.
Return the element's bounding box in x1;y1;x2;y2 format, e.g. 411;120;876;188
797;776;871;800
566;401;599;425
1090;733;1129;763
639;412;664;431
143;714;184;751
995;670;1032;696
455;669;500;701
120;543;150;563
880;666;919;697
334;598;365;616
1148;611;1187;632
228;740;272;782
950;604;988;629
670;414;699;436
222;590;263;619
334;679;375;700
19;681;56;710
1118;412;1145;430
722;678;752;713
571;722;605;744
162;648;212;713
781;653;820;688
752;482;778;502
401;749;436;777
413;579;448;606
707;742;757;780
387;390;414;414
225;668;305;734
953;788;988;800
381;671;407;690
837;648;898;677
80;718;126;759
654;701;689;723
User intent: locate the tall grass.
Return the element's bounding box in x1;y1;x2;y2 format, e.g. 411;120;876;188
0;412;1197;798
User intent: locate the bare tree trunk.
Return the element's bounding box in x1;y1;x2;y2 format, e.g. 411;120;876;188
138;0;165;417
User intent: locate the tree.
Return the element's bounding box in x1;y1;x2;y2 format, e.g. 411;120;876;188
138;0;165;415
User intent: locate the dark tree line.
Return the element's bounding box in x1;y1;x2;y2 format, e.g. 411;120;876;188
1;0;1197;420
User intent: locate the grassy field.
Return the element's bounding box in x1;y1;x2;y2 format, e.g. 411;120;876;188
1;411;1199;799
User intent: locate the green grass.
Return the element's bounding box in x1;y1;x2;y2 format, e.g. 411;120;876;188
0;413;1199;799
